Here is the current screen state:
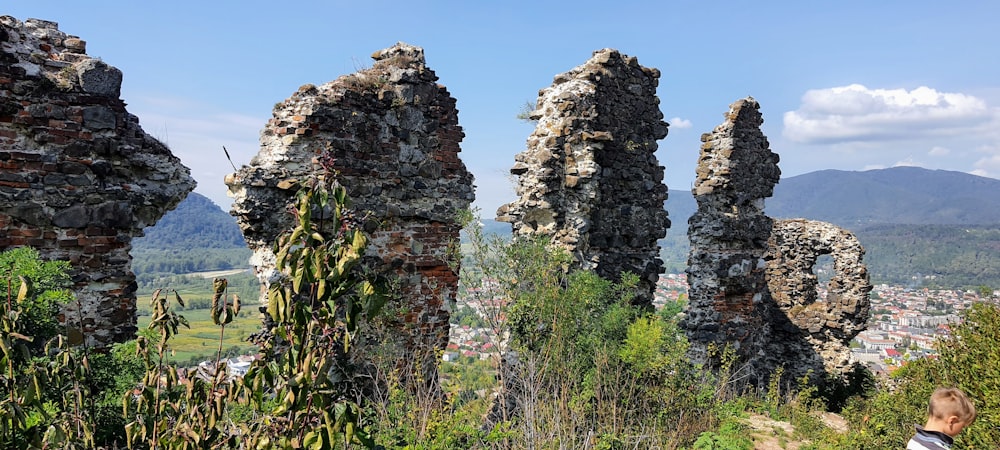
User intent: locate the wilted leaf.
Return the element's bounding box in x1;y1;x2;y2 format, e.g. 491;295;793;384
16;275;29;303
211;278;228;325
8;331;33;342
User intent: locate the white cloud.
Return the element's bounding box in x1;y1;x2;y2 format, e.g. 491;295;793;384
893;157;920;168
128;95;265;209
972;152;1000;179
975;143;1000;155
668;117;692;129
783;84;993;144
928;146;951;156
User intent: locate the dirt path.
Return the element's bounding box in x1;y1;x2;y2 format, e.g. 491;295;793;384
743;412;849;449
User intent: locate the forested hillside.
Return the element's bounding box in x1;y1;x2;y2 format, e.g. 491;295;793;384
855;224;1000;288
132;193;251;276
131;193;256;300
662;167;1000;288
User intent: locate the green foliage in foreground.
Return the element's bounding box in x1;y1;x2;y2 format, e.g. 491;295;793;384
124;172;389;448
2;170;390;449
4;201;1000;448
1;247;146;448
0;247;73;354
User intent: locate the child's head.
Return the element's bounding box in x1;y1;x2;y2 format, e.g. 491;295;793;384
926;387;976;437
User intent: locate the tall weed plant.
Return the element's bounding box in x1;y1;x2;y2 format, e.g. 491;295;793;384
1;166;391;448
432;214;728;449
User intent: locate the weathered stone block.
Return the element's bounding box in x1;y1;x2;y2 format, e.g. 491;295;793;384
499;49;669;306
228;42;473;388
0;16;194;346
75;59;122;97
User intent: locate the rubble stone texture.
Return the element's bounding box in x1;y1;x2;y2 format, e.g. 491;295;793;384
227;43;474;382
0;16;195;345
765;219;871;378
497;49;669;305
683;97;871;384
684;98;780;383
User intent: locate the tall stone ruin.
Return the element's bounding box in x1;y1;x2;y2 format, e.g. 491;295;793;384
227;43;474;384
683;98;871;384
684;98;780;381
497;49;669;305
0;17;195;345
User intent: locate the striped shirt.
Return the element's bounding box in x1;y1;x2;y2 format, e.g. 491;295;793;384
907;425;954;450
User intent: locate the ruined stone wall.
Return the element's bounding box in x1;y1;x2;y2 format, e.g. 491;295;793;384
497;49;669;305
683;98;871;384
227;43;474;380
765;219;871;378
0;17;195;345
684;98;780;382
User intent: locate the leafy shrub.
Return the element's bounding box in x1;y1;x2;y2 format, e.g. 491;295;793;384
2;168;392;448
692;420;753;450
0;247;73;353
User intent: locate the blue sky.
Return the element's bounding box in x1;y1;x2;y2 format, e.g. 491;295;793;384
7;2;1000;216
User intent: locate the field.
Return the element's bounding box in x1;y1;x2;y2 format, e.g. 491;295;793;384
136;302;261;366
134;269;264;365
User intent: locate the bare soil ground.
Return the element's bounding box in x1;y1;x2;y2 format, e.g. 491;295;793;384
743;412;849;449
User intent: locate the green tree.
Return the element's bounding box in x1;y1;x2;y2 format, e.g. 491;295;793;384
0;247;101;447
0;247;73;354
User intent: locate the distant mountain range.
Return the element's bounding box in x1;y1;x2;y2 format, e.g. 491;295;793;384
138;167;1000;289
767;167;1000;226
654;167;1000;288
549;167;1000;289
658;167;1000;232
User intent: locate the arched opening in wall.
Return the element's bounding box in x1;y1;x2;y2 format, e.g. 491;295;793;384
813;254;834;301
